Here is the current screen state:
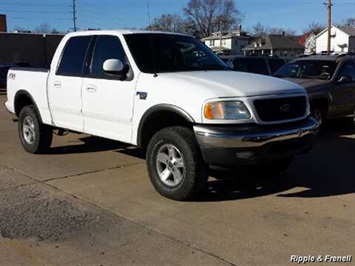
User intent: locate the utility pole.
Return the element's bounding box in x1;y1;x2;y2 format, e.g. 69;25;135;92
72;0;77;32
324;0;333;54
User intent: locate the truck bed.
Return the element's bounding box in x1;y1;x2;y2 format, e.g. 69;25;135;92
5;67;52;125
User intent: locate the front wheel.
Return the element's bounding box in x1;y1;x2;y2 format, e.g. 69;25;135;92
146;126;207;201
18;105;53;154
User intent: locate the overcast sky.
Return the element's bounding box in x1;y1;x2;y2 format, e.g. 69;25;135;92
1;0;354;34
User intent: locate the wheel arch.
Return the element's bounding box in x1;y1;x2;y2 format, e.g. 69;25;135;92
14;90;41;121
137;104;195;149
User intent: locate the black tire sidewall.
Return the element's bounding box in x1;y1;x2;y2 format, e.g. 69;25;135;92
146;127;206;200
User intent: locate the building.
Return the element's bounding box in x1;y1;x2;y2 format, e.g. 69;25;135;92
202;26;253;55
243;34;304;60
0;14;7;32
315;25;355;54
299;32;317;55
0;32;64;67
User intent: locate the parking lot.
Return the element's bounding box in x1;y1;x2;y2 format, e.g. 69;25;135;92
0;92;354;265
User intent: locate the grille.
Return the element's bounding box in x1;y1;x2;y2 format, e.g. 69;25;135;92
254;96;306;122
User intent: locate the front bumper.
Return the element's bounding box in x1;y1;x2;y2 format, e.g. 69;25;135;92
194;117;319;168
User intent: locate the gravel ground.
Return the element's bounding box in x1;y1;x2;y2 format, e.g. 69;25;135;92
0;184;97;241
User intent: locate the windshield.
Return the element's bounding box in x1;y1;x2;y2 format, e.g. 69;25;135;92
274;60;338;80
124;33;229;73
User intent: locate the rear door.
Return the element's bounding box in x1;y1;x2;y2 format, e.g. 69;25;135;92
47;36;92;132
81;35;136;143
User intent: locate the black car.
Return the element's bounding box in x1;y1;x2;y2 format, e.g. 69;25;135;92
0;64;12;90
220;55;285;76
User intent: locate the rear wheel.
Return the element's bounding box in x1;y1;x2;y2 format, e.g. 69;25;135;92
18;105;53;154
146;126;207;201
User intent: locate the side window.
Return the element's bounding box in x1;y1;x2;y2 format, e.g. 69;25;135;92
249;58;269;75
338;62;355;81
57;36;92;76
90;35;126;78
233;58;248;72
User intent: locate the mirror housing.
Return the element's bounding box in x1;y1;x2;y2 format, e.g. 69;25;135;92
103;59;125;75
338;75;352;84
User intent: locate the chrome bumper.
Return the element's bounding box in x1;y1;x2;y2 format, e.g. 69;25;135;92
194;117;319;149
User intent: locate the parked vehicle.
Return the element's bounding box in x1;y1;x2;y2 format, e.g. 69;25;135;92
5;30;318;200
220;55;285;76
0;64;12;89
274;54;355;125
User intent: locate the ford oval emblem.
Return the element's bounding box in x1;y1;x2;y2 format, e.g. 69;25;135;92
280;103;291;112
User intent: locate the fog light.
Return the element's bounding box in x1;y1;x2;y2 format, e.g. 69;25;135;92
235;151;255;160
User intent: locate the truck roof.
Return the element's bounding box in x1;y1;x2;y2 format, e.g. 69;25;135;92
64;29;190;38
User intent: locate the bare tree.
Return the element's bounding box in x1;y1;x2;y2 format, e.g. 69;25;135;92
305;22;326;35
146;13;184;33
251;22;269;37
183;0;241;38
32;23;62;34
344;17;355;27
268;27;296;36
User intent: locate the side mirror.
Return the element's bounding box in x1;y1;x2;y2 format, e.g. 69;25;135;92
103;59;124;75
338;75;352;84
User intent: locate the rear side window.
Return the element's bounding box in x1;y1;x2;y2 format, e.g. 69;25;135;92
233;58;268;75
249;58;268;75
57;36;92;76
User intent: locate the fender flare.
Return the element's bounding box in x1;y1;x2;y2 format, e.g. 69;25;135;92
137;104;195;147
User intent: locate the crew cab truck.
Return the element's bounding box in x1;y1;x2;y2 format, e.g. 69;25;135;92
5;30;319;200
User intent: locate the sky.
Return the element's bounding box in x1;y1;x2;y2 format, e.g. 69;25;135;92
0;0;354;34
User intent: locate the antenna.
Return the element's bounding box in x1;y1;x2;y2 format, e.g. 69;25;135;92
71;0;77;32
145;0;151;26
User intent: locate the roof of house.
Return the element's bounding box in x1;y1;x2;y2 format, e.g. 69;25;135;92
316;25;355;38
339;25;355;36
202;31;253;41
243;35;303;51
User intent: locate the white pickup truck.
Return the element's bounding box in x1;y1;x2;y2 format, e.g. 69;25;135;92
5;30;318;200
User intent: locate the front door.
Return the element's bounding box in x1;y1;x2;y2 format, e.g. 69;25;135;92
81;35;136;143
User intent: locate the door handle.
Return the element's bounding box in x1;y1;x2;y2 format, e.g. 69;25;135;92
86;85;97;93
53;81;61;88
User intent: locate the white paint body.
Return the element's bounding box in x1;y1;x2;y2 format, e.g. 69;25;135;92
5;30;308;146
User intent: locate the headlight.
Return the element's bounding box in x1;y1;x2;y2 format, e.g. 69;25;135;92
204;100;251;120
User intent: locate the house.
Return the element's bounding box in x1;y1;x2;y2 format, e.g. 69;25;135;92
202;26;253;55
242;34;304;60
315;25;355;54
299;32;317;55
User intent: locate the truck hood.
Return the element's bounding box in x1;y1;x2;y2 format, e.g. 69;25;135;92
161;71;305;97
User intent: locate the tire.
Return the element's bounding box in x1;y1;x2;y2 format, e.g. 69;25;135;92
311;108;324;126
18;105;53;154
146;126;208;201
